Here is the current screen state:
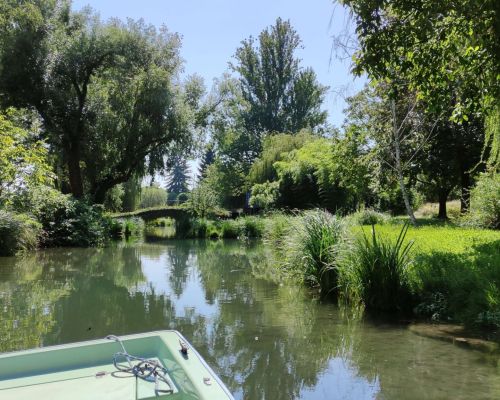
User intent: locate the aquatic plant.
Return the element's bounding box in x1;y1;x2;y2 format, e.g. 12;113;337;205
341;223;414;314
281;210;346;296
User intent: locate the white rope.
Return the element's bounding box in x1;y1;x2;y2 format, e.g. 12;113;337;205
106;335;174;395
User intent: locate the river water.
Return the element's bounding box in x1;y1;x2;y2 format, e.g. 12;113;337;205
0;239;499;399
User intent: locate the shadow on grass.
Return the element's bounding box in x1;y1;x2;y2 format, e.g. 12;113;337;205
413;240;500;329
389;216;461;227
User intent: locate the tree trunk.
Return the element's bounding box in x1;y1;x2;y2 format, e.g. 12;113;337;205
93;185;108;204
67;144;84;199
460;170;471;214
391;100;417;226
437;190;449;219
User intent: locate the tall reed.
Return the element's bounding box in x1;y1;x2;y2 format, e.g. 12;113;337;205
283;210;346;297
340;223;414;313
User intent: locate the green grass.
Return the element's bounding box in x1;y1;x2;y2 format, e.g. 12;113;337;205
353;223;500;255
349;222;500;327
259;211;500;327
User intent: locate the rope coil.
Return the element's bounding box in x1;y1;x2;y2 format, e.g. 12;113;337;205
106;335;174;395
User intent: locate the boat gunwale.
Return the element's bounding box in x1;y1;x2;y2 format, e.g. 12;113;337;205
0;330;235;400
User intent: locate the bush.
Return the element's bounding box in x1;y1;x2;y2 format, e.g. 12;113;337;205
249;181;279;210
340;224;414;313
378;186;418;215
237;216;265;238
350;209;390;226
187;184;220;218
465;172;499;229
123;217;145;237
191;218;208;238
220;220;239;239
30;188;111;247
104;184;124;212
0;210;40;256
109;219;125;238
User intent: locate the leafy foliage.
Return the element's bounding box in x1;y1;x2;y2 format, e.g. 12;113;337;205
187;182;219;218
465;172;500;229
0;109;51;206
248;130;315;185
28;187;110;247
0;210;40;256
0;3;200;201
249;181;279;210
139;186;167;209
232;17;328;135
103;184;124;212
341;0;499;119
350;209;390;226
201;162;246;209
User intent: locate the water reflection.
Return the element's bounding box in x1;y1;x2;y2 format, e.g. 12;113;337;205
0;240;499;399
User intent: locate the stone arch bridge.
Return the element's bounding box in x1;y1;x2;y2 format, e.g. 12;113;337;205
110;206;190;222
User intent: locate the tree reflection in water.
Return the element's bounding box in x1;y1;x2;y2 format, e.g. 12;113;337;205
0;240;499;399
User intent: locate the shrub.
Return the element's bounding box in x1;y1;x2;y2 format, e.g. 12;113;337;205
350;209;390;226
340;223;414;313
206;222;221;239
104;184;124;212
191;218;208;238
109;219;125;238
465;172;500;229
187;184;219;218
123;217;145;237
220;220;239;239
237;216;265;238
0;210;40;256
30;189;111;247
249;181;279;210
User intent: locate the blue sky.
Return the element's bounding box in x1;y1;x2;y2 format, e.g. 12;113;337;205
72;0;366;128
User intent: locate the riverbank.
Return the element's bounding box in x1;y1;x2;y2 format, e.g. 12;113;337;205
4;204;499;332
2;239;499;398
165;211;500;331
408;323;500;354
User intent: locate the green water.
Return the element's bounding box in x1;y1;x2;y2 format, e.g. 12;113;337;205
0;239;499;399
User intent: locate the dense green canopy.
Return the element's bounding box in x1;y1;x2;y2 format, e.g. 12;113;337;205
0;1;201;202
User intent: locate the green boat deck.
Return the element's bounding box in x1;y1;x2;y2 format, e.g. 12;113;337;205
0;331;233;400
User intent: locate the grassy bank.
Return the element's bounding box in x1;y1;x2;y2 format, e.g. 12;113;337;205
254;210;500;330
348;223;500;327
